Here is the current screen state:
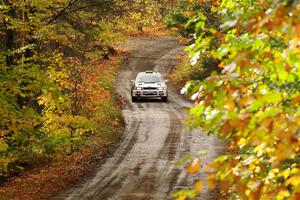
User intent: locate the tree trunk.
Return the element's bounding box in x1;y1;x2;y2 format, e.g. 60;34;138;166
5;29;14;66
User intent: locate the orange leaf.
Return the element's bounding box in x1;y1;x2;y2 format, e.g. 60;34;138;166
239;97;250;106
227;101;235;111
207;174;216;189
220;120;233;136
186;158;201;174
296;24;300;36
241;86;249;93
219;61;225;68
285;63;291;72
215;31;223;38
291;96;300;106
204;94;213;106
194;181;203;193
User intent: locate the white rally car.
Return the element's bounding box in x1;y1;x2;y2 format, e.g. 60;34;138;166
130;71;168;102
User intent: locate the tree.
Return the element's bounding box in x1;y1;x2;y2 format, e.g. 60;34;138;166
0;0;184;178
0;0;120;175
181;0;300;199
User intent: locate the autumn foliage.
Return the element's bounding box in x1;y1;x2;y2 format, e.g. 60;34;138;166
0;0;187;183
180;0;300;199
0;0;140;177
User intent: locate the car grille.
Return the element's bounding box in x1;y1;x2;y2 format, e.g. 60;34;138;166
143;91;157;95
143;87;157;90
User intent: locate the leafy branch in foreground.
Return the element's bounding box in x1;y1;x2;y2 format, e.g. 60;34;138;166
181;0;300;199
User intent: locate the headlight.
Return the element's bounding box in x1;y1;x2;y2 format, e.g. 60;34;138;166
134;86;142;90
159;87;166;90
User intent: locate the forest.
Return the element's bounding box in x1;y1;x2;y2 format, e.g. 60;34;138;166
0;0;178;178
1;0;300;199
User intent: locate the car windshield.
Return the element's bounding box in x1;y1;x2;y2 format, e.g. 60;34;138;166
136;74;163;83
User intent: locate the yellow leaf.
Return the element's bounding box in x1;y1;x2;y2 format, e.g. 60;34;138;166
186;158;201;174
280;169;290;179
286;176;300;187
277;190;290;200
275;56;282;64
194;181;203;193
0;141;8;152
176;195;186;200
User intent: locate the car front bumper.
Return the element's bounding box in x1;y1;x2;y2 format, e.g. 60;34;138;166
132;89;167;98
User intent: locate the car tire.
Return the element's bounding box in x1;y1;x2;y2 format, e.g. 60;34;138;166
132;96;138;102
162;96;168;102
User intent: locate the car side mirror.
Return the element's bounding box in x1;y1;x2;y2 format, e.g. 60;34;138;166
165;80;169;83
130;80;135;85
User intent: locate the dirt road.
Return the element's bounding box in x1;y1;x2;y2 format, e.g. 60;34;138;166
53;37;224;200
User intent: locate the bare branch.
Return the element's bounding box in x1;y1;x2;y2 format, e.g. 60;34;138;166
61;0;113;16
44;0;81;24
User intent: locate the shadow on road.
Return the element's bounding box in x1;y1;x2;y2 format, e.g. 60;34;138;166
132;98;168;103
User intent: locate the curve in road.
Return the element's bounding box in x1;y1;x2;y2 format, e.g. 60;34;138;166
53;36;224;200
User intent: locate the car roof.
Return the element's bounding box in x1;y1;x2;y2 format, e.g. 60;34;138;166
137;71;161;76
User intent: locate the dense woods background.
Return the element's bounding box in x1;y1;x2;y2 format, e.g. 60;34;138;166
0;0;183;178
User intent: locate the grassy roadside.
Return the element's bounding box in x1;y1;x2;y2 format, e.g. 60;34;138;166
169;55;191;90
0;53;126;200
170;52;220;91
125;26;178;37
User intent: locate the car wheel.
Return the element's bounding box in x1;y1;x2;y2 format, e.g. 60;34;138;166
132;96;138;102
161;96;168;102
